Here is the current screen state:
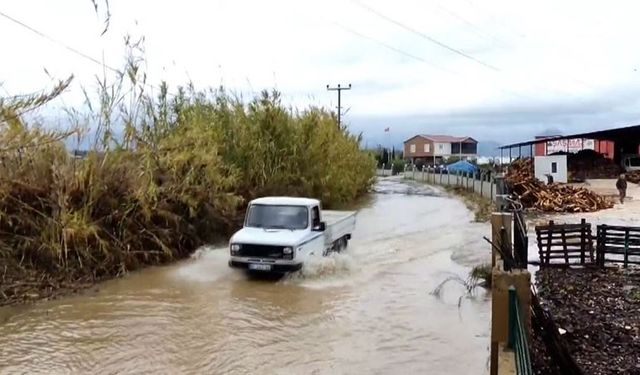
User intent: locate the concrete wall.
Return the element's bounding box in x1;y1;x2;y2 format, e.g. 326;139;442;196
376;169;389;177
402;168;497;202
534;155;567;183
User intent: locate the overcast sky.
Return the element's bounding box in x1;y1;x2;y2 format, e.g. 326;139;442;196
2;0;640;148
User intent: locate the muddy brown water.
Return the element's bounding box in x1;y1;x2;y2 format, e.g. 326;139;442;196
0;178;491;375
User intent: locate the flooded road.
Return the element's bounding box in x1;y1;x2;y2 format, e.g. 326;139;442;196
0;178;491;375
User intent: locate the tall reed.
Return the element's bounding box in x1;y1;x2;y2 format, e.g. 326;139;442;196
0;51;375;303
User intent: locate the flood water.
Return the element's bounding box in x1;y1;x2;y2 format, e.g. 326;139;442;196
0;178;491;375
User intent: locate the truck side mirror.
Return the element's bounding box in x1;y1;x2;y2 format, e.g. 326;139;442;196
314;222;326;232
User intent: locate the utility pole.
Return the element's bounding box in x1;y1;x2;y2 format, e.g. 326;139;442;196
326;83;351;128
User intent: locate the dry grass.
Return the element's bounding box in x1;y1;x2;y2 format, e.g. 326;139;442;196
445;186;493;222
0;53;375;305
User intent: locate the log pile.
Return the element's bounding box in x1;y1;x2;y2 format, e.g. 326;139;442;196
564;150;621;182
506;158;613;212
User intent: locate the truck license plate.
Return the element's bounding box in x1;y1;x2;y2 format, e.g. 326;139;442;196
248;263;272;271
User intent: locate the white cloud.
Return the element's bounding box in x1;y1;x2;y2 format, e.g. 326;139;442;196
3;0;640;143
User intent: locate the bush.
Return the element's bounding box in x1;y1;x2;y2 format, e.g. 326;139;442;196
0;77;375;302
391;158;406;175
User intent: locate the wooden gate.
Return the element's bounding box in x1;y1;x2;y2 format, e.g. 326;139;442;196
596;225;640;267
535;219;593;267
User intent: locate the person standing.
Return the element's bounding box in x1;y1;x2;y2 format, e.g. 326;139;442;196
616;173;627;204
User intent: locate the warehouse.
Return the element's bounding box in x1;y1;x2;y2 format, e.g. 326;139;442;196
499;124;640;183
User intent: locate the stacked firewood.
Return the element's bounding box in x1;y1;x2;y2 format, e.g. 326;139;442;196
506;158;613;212
565;150;621;182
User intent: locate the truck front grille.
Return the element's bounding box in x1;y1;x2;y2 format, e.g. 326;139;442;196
238;244;285;259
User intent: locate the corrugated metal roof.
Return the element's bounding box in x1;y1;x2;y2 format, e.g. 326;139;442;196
499;124;640;149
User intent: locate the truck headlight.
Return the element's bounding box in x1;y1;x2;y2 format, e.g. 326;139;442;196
230;244;241;254
283;247;293;254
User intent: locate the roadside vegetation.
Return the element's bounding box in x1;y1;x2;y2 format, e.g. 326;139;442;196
445;186;492;222
0;45;375;305
431;263;492;307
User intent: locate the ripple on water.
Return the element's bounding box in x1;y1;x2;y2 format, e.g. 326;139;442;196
0;179;491;375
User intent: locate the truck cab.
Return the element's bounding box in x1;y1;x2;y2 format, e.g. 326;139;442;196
228;197;356;273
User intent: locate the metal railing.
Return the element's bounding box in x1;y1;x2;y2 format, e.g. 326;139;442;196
508;287;533;375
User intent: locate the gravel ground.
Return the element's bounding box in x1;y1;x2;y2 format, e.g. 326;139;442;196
533;267;640;375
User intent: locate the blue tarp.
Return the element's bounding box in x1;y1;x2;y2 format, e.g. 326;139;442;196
446;160;479;174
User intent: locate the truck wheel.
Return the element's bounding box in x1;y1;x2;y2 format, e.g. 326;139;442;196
334;237;347;253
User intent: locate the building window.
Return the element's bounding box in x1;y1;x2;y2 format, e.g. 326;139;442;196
424;144;430;152
439;144;444;150
410;144;416;153
551;162;557;173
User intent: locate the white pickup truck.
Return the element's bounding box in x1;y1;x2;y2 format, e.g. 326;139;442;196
228;196;356;273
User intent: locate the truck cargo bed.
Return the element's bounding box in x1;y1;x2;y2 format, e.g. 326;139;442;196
323;210;356;246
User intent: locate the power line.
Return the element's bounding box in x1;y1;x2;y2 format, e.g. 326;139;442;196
449;0;600;93
0;9;173;100
434;3;510;49
333;22;458;76
334;22;536;102
0;9;119;73
351;0;501;72
350;1;600;103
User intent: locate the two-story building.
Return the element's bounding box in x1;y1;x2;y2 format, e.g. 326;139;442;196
403;134;478;165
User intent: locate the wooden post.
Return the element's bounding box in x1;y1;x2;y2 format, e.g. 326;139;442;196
597;225;606;267
545;220;554;266
492;212;513;267
562;227;569;265
490;341;499;375
624;228;630;268
580;218;586;264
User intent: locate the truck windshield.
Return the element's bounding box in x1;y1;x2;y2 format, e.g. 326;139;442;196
245;205;309;230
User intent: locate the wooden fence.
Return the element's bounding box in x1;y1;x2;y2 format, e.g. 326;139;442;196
535;220;594;267
596;225;640;267
535;220;640;268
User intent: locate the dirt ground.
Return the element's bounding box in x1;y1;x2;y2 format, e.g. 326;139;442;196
528;179;640;374
533;268;640;375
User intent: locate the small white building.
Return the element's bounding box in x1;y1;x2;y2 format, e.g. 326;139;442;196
534;155;568;183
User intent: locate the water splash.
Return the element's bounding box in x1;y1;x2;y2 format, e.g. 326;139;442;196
173;245;234;283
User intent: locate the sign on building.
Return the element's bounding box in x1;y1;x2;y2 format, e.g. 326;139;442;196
546;138;595;154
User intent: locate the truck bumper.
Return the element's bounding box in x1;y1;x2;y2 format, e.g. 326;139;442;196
228;260;303;273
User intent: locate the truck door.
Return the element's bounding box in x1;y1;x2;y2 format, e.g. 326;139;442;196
306;205;325;257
